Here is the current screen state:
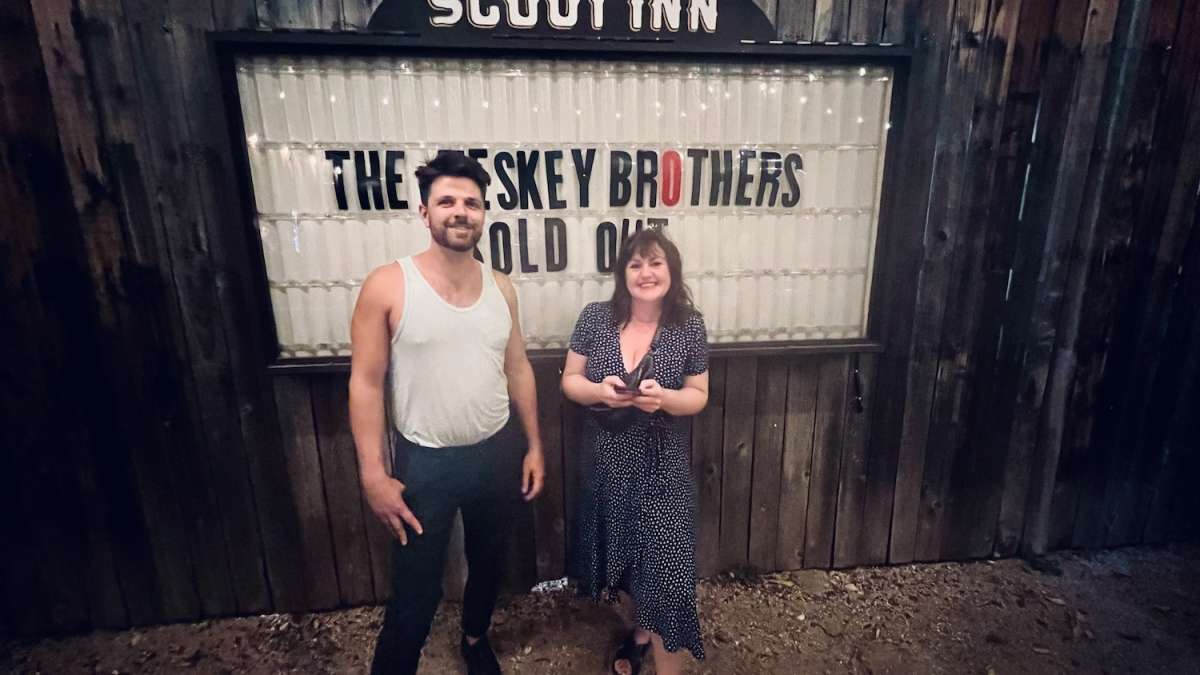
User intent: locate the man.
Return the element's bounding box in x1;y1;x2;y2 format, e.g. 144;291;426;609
349;151;545;675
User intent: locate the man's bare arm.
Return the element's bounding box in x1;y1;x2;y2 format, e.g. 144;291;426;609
495;271;545;501
349;265;423;543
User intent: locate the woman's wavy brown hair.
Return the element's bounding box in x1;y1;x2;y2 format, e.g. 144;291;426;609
609;228;697;327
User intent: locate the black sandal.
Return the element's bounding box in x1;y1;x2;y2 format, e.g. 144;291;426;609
611;630;650;675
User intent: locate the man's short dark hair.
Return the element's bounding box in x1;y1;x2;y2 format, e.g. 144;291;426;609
415;151;491;205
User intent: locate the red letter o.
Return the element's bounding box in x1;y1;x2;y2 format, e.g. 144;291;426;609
661;149;681;207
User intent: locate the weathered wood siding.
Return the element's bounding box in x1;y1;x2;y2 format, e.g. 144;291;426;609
2;0;1198;636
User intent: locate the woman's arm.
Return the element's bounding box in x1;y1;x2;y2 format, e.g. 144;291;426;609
561;349;635;408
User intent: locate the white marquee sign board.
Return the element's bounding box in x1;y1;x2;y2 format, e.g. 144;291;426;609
234;55;893;356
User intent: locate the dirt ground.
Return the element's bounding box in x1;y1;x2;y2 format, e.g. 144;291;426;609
4;543;1198;674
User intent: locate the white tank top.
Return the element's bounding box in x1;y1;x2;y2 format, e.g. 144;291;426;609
388;256;511;447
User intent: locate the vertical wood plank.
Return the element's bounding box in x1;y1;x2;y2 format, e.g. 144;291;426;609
1047;0;1185;550
805;357;848;568
161;0;297;612
833;354;876;567
52;0;246;625
1051;0;1180;550
1094;2;1200;548
858;352;892;565
985;0;1062;556
501;419;538;593
748;358;789;571
691;359;727;578
849;0;887;43
256;0;341;29
778;0;817;40
719;356;758;570
1161;245;1200;542
273;376;340;609
1143;201;1200;543
882;0;916;43
999;0;1106;555
909;0;996;564
753;0;780;32
3;0;132;633
924;0;1027;562
990;0;1119;555
776;360;821;570
532;363;567;582
1009;0;1113;553
814;0;850;41
212;0;257;27
502;502;539;593
312;376;377;606
886;0;983;564
110;0;276;616
562;399;584;554
341;0;385;30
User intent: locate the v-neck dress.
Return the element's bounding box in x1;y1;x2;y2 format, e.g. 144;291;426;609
567;301;710;658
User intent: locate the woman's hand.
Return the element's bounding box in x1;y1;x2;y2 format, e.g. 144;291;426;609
633;378;665;413
598;375;637;408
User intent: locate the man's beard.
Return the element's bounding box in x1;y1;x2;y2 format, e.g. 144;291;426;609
431;220;481;252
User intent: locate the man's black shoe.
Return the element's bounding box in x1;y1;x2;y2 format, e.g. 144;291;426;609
460;634;502;675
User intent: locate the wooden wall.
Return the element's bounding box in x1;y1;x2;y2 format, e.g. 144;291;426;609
1;0;1198;636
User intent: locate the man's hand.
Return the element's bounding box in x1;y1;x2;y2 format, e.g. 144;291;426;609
633;378;665;413
522;448;545;501
363;474;424;545
598;376;637;408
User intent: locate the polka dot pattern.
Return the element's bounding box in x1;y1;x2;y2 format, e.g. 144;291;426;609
567;301;709;659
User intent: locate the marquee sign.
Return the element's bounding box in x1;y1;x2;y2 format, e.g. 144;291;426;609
234;55;893;357
365;0;778;44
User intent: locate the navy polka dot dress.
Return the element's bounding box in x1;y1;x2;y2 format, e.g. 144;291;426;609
567;301;709;659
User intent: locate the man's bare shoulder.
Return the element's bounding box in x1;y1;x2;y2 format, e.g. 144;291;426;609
491;268;516;300
360;262;405;303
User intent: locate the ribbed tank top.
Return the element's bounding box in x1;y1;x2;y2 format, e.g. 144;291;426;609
388;256;511;448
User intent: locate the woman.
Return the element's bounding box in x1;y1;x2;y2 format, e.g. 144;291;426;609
561;229;710;675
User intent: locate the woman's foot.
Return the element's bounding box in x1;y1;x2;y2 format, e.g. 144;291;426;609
611;629;651;675
460;634;502;675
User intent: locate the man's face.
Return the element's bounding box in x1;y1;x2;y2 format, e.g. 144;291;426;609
420;176;485;253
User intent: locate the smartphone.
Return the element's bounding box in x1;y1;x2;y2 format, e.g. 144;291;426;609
612;384;640;395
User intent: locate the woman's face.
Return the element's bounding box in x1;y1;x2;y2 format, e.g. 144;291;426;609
625;245;671;305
